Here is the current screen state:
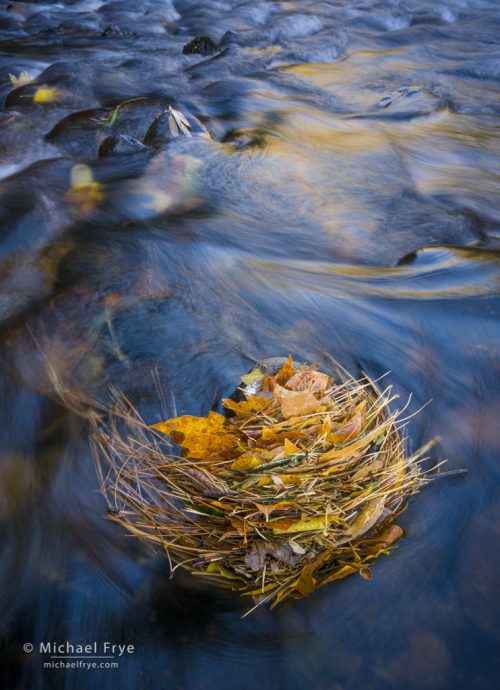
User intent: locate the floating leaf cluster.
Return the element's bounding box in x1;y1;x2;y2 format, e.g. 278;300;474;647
93;357;433;613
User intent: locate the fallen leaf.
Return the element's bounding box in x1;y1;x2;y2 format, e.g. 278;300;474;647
328;413;363;444
33;86;65;103
319;424;386;463
231;452;264;471
286;370;329;394
240;367;264;388
294;549;333;596
223;395;272;418
245;540;298;572
274;355;296;385
348;497;386;540
9;71;33;88
283;438;299;456
274;385;321;420
253;501;292;520
151;411;241;460
351;457;386;482
272;514;330;535
370;523;404;549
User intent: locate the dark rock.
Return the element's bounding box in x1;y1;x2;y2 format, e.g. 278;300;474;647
182;35;219;56
98;134;147;157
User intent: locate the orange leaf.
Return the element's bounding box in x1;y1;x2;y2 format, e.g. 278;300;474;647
328;413;362;444
274;354;296;385
274;385;321;420
151;411;240;460
370;524;404;549
294;549;334;596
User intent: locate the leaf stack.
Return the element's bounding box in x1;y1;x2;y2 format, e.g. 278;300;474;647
93;357;433;613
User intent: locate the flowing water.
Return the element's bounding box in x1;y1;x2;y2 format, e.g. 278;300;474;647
0;1;499;688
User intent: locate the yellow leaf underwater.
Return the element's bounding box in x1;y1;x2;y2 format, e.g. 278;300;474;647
33;86;65;103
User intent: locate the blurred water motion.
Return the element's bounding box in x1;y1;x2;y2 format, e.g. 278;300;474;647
0;1;499;689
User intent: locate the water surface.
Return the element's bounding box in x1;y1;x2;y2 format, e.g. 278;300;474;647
0;1;499;689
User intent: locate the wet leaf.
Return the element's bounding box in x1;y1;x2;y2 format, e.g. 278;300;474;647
328;413;362;444
240;367;264;387
283;438;299;456
348;497;386;540
33;87;64;103
253;501;292;520
274;385;321;420
272;514;330;534
151;411;241;460
245;541;298;571
370;523;404;550
169;106;192;136
286;370;329;393
274;354;296;385
9;71;33;88
223;395;272;418
294;549;333;596
231;453;264;471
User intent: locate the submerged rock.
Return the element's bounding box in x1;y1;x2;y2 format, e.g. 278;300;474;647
182;35;220;56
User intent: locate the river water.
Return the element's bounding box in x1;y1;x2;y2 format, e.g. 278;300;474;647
0;1;499;689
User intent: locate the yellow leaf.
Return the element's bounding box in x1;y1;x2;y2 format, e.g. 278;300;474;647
348;497;386;540
240;367;264;387
223;395;272;418
231;453;263;471
283;438;299;456
151;411;241;460
33;86;64;103
272;514;330;535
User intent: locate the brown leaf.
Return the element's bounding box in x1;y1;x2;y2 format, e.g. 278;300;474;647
370;523;404;549
286;370;329;394
253;501;292;520
294;549;333;596
244;540;298;571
